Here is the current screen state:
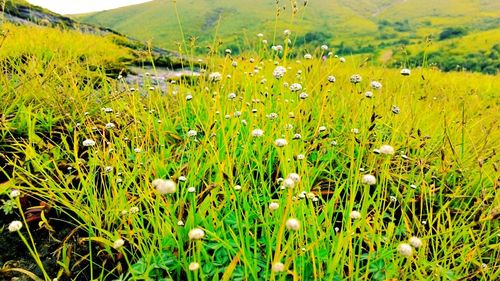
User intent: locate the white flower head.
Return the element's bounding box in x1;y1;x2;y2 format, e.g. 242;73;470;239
228;93;237;100
272;262;285;272
113;238;125;249
365;91;373;98
379;145;395;155
269;202;279;210
208;72;222;82
321;45;329;51
327;75;336;83
251;129;264;137
275;138;288;147
188;228;205;240
105;122;116;129
282;178;295;188
304;53;312;60
285;218;300;231
362;174;377;185
397;243;413;257
371;81;382;90
350;74;362;84
152;179;177;194
409;236;422;248
189;262;200;271
284;29;291;36
287;173;300;183
401;68;411;76
273;66;287;79
339;57;346;63
299;92;308;99
350;210;361;220
10;190;20;198
82;139;96;147
8;220;23;232
187;130;197;137
290;83;302;92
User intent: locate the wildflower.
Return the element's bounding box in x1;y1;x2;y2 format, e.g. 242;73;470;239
273;66;287;79
103;107;113;113
409;236;422;248
82;139;96;147
401;68;411;76
234;185;242;190
275;138;288;147
339;57;346;63
391;105;400;114
188;228;205;240
225;48;232;54
104;166;113;173
318;126;327;132
327;75;336;83
297;154;305;160
321;45;329;51
10;190;20;198
379;145;395;155
231;61;238;67
299;92;308;99
290;83;302;92
187;130;197;137
306;192;316;200
8;220;23;232
285;218;300;231
397;243;413;257
129;206;139;214
284;29;291;36
113;238;125;249
257;33;264;37
251;129;264;137
152;179;177;194
287;173;300;183
298;191;306;199
187;186;196;193
272;45;283;52
186;94;193;101
351;128;359;134
365;91;374;98
262;39;268;44
350;74;362;84
304;53;312;60
373;149;381;154
105;122;116;129
228;93;237;100
272;262;285;272
189;262;200;271
293;133;302;140
371;81;383;90
362;174;377;185
269;202;279;210
390;196;397;203
208;72;222;82
177;220;185;226
267;112;278;120
350;210;361;220
134;148;142;153
282;178;295;188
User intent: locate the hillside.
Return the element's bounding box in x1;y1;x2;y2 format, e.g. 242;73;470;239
79;0;500;50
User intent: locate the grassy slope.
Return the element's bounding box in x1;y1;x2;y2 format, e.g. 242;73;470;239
78;0;500;49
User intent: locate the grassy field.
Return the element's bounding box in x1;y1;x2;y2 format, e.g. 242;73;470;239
1;5;500;281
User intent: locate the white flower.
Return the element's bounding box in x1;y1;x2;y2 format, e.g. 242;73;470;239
188;228;205;240
350;210;361;220
321;45;329;51
297;154;305;160
362;174;377;185
371;81;382;90
234;185;242;190
282;178;295;188
186;94;193;101
365;91;373;98
339;57;346;63
269;202;279;210
8;220;23;232
397;243;413;257
189;262;200;271
267;112;278;120
208;72;222;82
304;53;312;60
272;262;285;272
290;83;302;92
104;166;113;173
318;126;327;132
228;93;237;100
299;92;308;99
262;39;268;44
257;33;264;37
152;179;177;194
401;68;411;76
82;139;96;147
379;145;395;155
350;74;362;84
10;190;20;198
231;61;238;67
105;122;115;129
285;218;300;231
134;148;142;153
275;138;288;147
327;75;336;83
284;29;291;36
187;186;196;193
409;236;422;248
392;105;401;114
273;66;287;79
287;173;300;183
225;48;232;54
293;133;302;140
129;206;139;214
103;107;113;113
187;130;197;137
351;128;359;134
272;45;283;52
113;238;125;249
177;220;185;226
251;129;264;137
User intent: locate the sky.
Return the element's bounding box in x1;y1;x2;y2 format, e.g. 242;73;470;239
27;0;153;14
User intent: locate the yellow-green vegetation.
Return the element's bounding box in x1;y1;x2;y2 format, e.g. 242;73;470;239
1;5;500;281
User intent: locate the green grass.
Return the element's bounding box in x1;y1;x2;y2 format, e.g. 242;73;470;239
1;7;500;281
